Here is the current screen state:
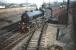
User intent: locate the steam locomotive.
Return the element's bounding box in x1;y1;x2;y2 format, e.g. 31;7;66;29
19;9;45;33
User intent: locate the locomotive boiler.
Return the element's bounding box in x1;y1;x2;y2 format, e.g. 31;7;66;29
19;10;44;33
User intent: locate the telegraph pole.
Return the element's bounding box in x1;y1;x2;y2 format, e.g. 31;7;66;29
49;0;50;7
26;0;28;3
66;0;70;26
63;0;65;4
43;0;44;3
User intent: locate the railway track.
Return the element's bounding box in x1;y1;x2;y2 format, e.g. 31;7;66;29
0;30;19;50
22;22;48;50
0;29;37;50
0;22;19;45
0;21;35;50
37;22;48;50
0;21;19;35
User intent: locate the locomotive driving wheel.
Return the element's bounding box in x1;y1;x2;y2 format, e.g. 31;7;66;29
18;22;29;33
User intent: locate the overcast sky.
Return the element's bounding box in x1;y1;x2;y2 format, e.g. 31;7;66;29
0;0;66;8
0;0;64;3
